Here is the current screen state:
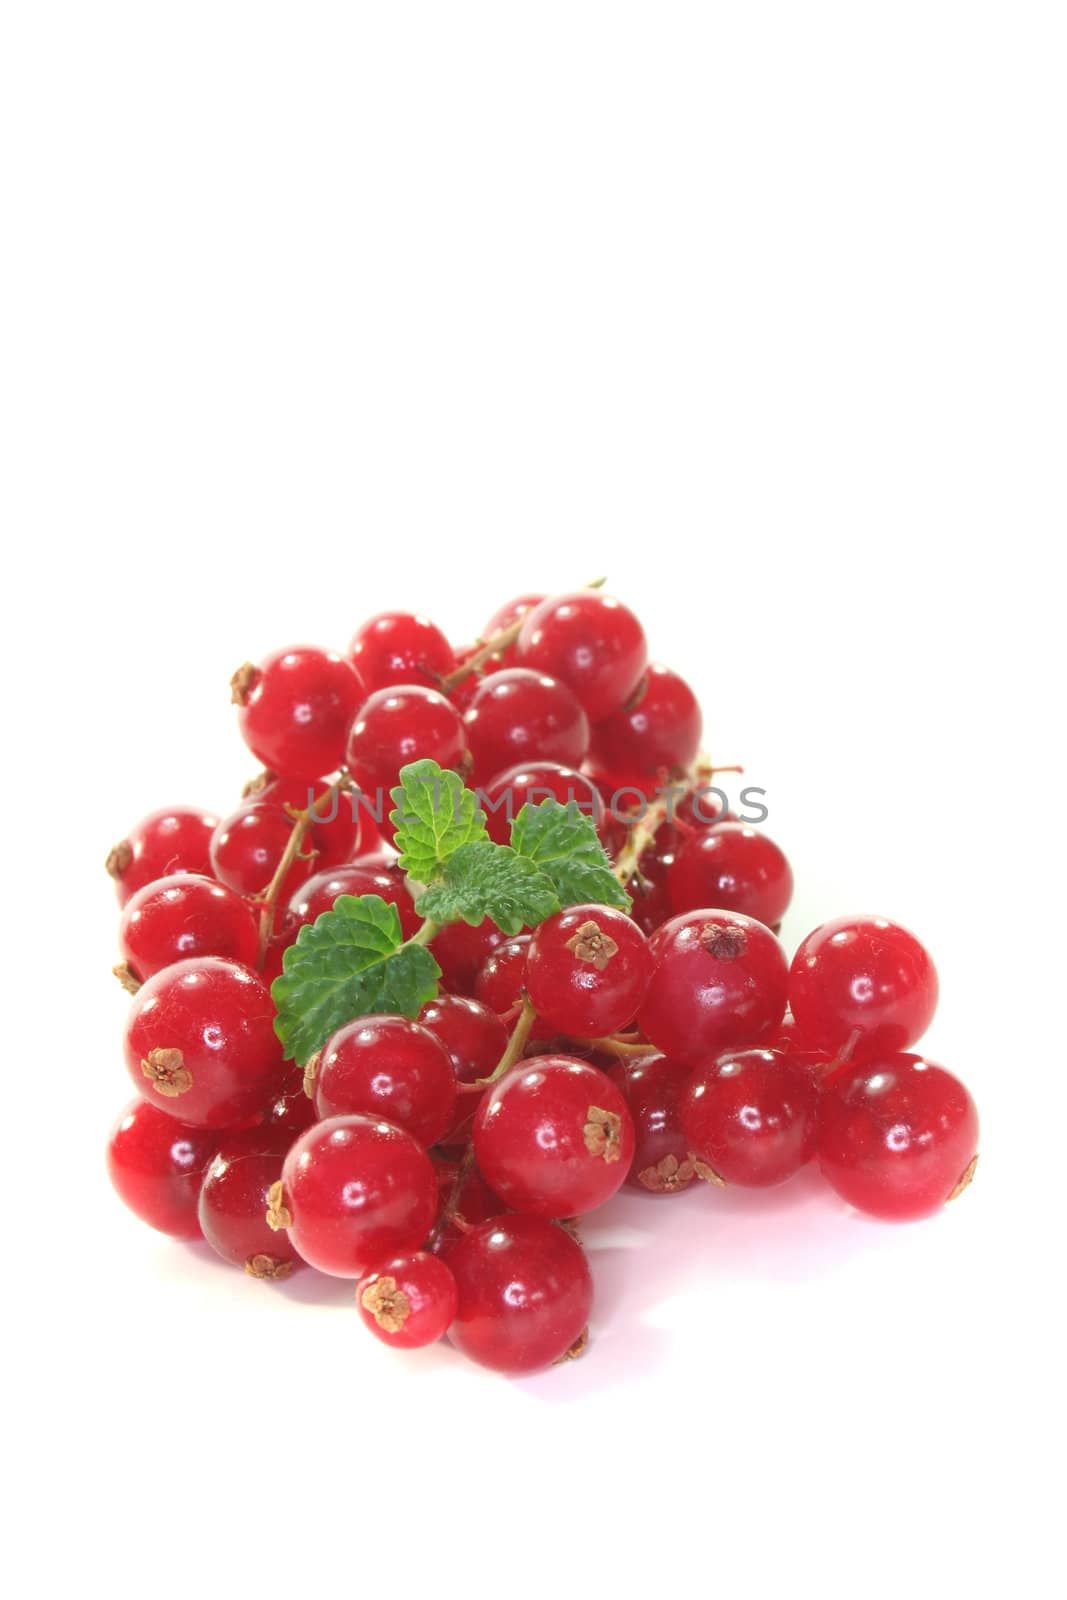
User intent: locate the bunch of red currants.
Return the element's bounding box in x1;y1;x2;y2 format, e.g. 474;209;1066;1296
105;589;979;1375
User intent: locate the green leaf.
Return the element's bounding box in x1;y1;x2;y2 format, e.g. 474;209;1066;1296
415;840;560;936
271;895;440;1064
510;800;631;911
389;758;488;885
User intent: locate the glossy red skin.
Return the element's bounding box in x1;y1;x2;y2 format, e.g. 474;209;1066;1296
106;1099;220;1238
237;645;365;783
119;873;259;982
262;1063;319;1136
789;916;939;1059
637;910;788;1066
346;685;469;799
479;761;612;848
210;803;316;899
474;1056;635;1218
252;774;362;867
418;995;508;1144
623;845;675;937
430;1155;507;1252
818;1054;979;1220
357;1252;459;1349
348;611;454;693
444;1214;593;1374
288;860;420;938
516;592;647;720
589;662;703;776
431;918;508;995
463;668;589;782
198;1129;304;1274
313;1015;457;1146
124;957;285;1128
483;592;547;666
447;644;490;712
607;1055;696;1194
279;1115;438;1277
668;823;794;929
525;904;653;1038
261;921;299;985
473;935;531;1014
681;1048;819;1187
107;805;220;907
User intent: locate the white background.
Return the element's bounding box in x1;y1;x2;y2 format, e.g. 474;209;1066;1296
3;5;1064;1597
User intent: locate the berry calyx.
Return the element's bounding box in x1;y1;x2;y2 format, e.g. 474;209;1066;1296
357;1252;459;1348
817;1054;979;1220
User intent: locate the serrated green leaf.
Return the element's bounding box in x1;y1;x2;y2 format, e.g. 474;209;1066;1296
389;759;488;885
509;800;632;912
414;840;560;936
271;894;440;1064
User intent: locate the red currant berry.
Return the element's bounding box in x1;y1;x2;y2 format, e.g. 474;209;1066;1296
479;761;611;848
681;1048;819;1187
210;803;316;899
262;1063;319;1136
431;917;508;995
483;592;547;663
248;773;362;867
446;644;490;711
232;646;364;783
473;935;531;1015
118;873;259;984
272;1115;437;1278
444;1214;592;1374
260;920;299;985
106;1099;219;1238
198;1129;304;1278
357;1252;459;1349
346;685;469;798
622;844;675;937
418;995;508;1144
516;592;647;720
789;916;939;1058
638;911;788;1065
818;1054;979;1220
607;1055;696;1194
668;823;794;929
525;905;653;1038
348;611;454;693
431;1154;505;1236
288;860;420;938
124;957;285;1127
463;669;589;781
309;1015;457;1147
106;805;220;907
589;663;702;776
474;1056;635;1217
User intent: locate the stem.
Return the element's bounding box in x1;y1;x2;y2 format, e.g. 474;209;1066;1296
405;918;441;949
580;1033;659;1059
612;796;669;886
440;576;608;692
426;1141;477;1251
255;775;349;968
477;994;538;1085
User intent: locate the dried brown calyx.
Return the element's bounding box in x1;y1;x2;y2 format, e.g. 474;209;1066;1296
360;1276;411;1333
242;769;276;798
265;1180;292;1231
554;1327;589;1363
141;1047;192;1098
637;1154;696;1193
691;1157;726;1188
112;963;141;995
947;1154;979;1201
302;1050;321;1101
583;1105;624;1163
229;662;260;706
700;921;747;960
106;840;132;878
565;919;619;972
245;1254;294;1281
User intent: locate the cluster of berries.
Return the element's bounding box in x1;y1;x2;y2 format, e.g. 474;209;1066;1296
105;588;979;1375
